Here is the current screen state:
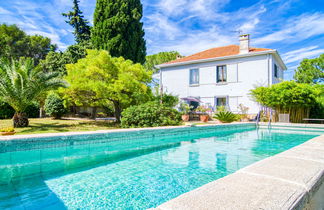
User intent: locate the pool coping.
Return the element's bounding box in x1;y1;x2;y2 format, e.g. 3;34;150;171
0;122;255;141
155;133;324;210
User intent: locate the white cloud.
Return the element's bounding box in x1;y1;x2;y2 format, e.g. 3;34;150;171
254;13;324;45
239;18;260;32
151;26;234;55
283;46;324;63
0;7;12;15
25;29;68;50
158;0;186;16
145;13;182;40
145;0;268;55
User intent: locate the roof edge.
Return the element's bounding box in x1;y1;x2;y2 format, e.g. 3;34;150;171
272;50;287;70
156;50;278;69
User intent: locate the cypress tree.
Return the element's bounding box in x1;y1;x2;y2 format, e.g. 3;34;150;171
92;0;146;64
62;0;91;43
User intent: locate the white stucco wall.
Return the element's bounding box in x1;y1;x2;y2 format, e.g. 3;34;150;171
160;54;284;114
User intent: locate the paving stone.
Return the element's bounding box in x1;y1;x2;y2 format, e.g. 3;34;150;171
157;172;306;210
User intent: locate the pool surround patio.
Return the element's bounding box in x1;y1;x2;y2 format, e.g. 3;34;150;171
155;132;324;210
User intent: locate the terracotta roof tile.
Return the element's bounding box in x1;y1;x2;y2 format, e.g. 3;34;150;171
164;45;272;65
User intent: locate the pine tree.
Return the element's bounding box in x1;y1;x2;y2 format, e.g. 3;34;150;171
62;0;91;43
92;0;146;64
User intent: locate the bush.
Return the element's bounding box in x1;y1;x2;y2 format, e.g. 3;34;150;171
25;102;40;118
0;101;15;119
121;102;181;128
0;101;39;119
250;81;321;122
214;111;239;123
44;93;67;119
153;93;179;108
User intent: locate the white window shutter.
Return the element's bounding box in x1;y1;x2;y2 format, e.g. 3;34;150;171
227;64;238;83
226;96;230;111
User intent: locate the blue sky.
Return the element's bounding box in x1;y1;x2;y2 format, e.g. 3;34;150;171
0;0;323;80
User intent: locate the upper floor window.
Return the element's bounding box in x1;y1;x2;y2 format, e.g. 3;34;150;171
217;65;227;83
190;69;199;85
274;64;279;78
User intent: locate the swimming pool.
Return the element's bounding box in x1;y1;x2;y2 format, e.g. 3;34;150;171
0;124;323;209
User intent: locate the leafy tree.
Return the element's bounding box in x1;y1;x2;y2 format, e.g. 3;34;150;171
41;41;92;76
250;81;321;123
62;0;91;43
121;102;181;128
64;50;152;123
152;93;179;107
0;58;65;127
144;51;183;72
294;54;324;83
0;24;56;63
41;51;70;76
44;93;67;119
92;0;146;64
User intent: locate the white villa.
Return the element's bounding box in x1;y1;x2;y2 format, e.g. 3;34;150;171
156;34;287;114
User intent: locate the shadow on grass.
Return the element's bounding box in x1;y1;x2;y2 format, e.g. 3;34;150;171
18;120;119;134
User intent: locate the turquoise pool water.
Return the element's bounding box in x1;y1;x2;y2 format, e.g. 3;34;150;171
0;124;322;209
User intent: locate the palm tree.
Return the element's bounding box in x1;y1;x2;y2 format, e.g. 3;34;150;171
0;58;66;127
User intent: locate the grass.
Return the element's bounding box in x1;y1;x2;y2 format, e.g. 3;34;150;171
0;118;119;135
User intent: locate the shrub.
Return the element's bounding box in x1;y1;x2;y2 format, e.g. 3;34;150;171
0;101;39;119
44;93;67;119
214;111;239;123
121;102;181;128
0;101;15;119
250;81;321;123
25;102;40;118
153;93;179;108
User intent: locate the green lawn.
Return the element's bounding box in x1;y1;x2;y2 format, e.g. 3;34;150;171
0;118;119;135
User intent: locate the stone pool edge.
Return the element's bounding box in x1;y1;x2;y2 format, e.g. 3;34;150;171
155;134;324;210
0;122;254;141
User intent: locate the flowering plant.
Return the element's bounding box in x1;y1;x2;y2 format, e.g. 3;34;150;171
196;105;212;114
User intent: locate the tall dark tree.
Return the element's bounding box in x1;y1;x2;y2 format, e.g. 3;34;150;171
62;0;91;43
92;0;146;64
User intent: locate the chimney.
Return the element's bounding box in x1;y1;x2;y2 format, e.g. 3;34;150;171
239;34;250;54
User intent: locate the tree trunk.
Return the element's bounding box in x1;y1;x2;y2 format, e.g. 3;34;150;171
13;113;29;128
113;101;122;123
39;107;45;118
39;100;45;118
91;107;97;119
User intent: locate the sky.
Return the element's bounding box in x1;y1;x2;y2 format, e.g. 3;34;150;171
0;0;323;80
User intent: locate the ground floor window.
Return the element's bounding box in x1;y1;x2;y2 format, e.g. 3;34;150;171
216;97;227;107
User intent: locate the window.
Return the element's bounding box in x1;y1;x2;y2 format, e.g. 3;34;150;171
217;65;227;83
216;97;227;107
274;64;279;78
190;69;199;85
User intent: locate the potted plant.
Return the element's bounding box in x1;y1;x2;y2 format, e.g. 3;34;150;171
0;127;16;136
196;105;211;122
179;103;192;122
